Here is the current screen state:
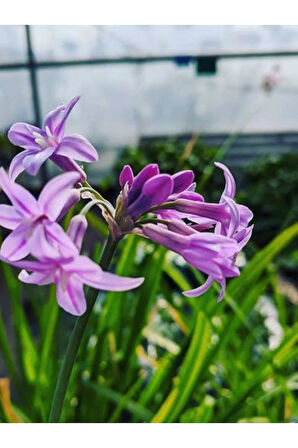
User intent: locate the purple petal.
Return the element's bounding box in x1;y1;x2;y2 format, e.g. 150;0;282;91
0;168;40;217
50;153;87;182
238;204;254;227
174;199;228;223
172;170;194;194
0;257;52;272
175;190;204;202
86;270;144;292
183;276;214;297
222;196;240;237
56;134;98;162
216;278;226;302
234;224;254;250
43;104;65;135
119;165;134;189
0;223;30;261
28;223;63;260
54;96;80;140
38;171;81;220
22;147;55;176
44;221;78;256
128;174;174;219
128;164;159;205
57;276;86;316
142;224;188;253
67;215;87;251
56;189;80;222
0;204;22;230
7;122;41;150
189;232;238;258
167;220;196;236
19;269;54;285
215;162;236;199
9;149;38;181
183;249;223;278
63;255;144;291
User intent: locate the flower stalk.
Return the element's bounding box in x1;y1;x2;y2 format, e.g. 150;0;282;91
48;233;118;423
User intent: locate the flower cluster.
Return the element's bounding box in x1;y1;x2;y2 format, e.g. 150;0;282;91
0;98;144;315
0;96;253;316
109;162;253;300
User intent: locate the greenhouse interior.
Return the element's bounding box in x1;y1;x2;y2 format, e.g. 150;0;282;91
0;25;297;424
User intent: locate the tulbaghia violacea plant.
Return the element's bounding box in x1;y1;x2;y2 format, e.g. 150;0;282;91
0;95;253;423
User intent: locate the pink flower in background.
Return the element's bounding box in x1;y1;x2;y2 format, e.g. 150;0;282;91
7;96;98;181
0;169;80;261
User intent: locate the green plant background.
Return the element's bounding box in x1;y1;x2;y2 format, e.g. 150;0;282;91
0;136;297;423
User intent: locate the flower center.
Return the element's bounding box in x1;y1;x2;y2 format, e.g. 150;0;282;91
32;126;58;149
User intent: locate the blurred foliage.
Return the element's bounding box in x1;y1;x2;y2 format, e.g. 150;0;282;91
0;135;18;162
0;221;297;423
239;153;298;271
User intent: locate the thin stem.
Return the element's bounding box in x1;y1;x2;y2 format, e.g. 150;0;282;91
80;181;106;202
80;199;113;217
135;218;171;226
48;234;118;423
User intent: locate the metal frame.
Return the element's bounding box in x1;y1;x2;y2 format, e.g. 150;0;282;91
1;25;298;179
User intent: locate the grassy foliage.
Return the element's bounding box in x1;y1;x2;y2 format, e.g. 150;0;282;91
0;221;297;423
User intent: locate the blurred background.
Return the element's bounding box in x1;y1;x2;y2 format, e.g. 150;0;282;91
0;25;297;423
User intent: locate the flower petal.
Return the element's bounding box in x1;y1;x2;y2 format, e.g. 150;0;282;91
172;170;194;194
67;215;87;251
0;223;30;261
128;174;174;219
183;276;214;297
0;204;22;230
22;147;55;176
57;276;86;316
19;269;54;285
38;171;81;220
63;256;144;291
88;270;144;292
56;189;80;222
44;221;78;256
54;96;80;140
142;223;188;253
50;153;87;182
215;162;236;199
9;149;37;181
128;164;159;205
43;104;65;135
7;122;41;150
28;223;62;260
56;134;98;162
0;168;40;217
119;165;134;189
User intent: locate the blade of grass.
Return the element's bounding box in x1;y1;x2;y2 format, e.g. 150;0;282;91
152;311;211;422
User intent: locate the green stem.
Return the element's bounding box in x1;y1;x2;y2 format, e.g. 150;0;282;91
48;234;118;423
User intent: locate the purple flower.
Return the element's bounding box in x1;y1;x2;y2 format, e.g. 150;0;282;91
0;168;80;261
177;163;253;300
7;96;98;181
114;164;202;233
2;213;144;315
7;255;143;316
111;162;253;301
143;221;239;301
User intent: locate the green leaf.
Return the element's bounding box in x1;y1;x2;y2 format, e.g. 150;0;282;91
152;311;211;422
